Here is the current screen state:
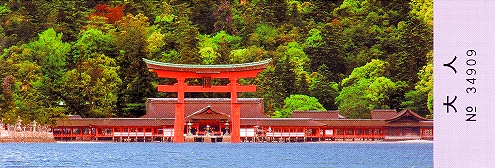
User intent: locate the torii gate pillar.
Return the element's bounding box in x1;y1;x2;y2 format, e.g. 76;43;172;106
230;78;241;143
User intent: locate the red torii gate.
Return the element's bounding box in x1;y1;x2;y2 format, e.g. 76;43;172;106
143;58;271;143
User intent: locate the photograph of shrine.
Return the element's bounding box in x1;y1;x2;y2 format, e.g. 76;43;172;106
53;59;433;143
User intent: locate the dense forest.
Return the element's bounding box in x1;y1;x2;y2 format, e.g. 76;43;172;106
0;0;432;125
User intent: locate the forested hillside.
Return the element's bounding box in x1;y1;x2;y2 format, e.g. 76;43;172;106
0;0;432;124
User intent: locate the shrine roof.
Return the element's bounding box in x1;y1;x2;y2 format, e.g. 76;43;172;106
315;119;386;127
385;109;429;122
241;118;326;127
385;121;433;127
290;110;345;119
143;98;268;119
143;58;271;73
185;105;231;121
370;109;398;119
56;118;175;127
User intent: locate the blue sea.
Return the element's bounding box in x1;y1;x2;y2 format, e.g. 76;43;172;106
0;142;432;168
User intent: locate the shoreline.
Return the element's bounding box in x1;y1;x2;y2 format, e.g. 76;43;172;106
48;139;433;144
0;130;56;143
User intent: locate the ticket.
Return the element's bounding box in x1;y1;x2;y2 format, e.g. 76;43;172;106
434;1;495;166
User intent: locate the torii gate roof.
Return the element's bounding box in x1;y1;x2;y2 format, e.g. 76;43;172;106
143;58;272;74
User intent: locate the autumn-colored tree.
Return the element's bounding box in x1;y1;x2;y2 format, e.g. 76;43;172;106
88;4;124;24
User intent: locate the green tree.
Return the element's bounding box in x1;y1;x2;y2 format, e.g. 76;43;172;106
283;42;309;77
114;13;156;117
190;0;216;34
151;3;202;64
254;65;282;116
388;16;432;90
0;44;65;125
229;45;266;63
175;4;202;64
309;64;340;110
304;21;347;82
213;0;237;34
0;3;37;48
28;28;71;109
287;1;303;27
61;54;121;118
336;59;405;118
402;51;432;118
210;30;242;64
259;0;287;25
409;0;433;26
0;75;16;124
247;24;278;51
275;94;326;118
232;1;261;40
273;55;297;99
72;28;116;66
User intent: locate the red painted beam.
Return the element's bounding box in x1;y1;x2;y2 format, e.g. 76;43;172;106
152;69;264;79
157;85;257;93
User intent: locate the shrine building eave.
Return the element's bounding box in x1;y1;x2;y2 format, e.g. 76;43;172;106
143;58;272;74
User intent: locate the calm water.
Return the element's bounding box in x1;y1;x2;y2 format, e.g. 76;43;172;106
0;142;432;168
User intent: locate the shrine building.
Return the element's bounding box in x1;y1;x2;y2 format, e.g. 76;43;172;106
52;59;433;143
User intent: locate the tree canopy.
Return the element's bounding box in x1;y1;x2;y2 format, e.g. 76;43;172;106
275;94;326;118
336;59;406;118
0;0;432;124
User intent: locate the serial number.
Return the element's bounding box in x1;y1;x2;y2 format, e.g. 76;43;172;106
465;49;476;122
466;50;476;93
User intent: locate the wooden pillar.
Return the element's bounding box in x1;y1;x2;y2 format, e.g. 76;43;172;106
371;127;375;141
342;127;346;141
335;128;338;140
303;127;307;142
352;128;356;141
161;126;165;142
230;78;241;143
420;127;424;139
174;78;185;143
112;127;115;142
95;127;99;141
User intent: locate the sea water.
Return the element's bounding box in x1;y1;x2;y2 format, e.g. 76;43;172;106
0;142;432;168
